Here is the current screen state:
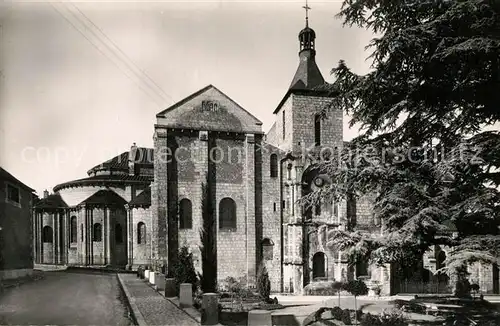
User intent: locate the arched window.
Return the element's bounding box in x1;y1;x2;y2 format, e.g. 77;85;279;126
219;197;236;229
70;216;77;243
137;222;146;244
93;223;102;242
115;224;123;244
179;198;192;229
42;226;53;243
312;252;326;280
270;154;278;178
262;238;274;260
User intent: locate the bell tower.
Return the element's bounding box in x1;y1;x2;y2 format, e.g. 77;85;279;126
289;1;325;90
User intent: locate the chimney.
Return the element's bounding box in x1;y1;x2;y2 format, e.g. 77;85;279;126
43;189;49;198
128;142;138;175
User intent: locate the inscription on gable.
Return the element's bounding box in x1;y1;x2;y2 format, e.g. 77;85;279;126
200;100;220;112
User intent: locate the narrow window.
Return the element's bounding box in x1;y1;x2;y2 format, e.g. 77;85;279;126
219;197;237;229
287;164;292;180
42;226;53;243
93;223;102;242
6;184;20;204
273;202;277;212
179;198;193;229
282;200;285;209
137;222;146;244
70;216;77;243
282;110;286;140
115;224;123;243
81;224;83;242
270;154;278;178
314;114;321;146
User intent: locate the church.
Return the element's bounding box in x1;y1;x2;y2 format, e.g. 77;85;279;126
33;15;499;295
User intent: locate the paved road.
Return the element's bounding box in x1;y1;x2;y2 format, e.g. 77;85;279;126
0;270;133;325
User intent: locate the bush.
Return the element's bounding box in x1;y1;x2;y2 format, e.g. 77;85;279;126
257;263;271;301
341;309;352;325
331;306;343;320
360;313;382;326
344;279;369;297
355;309;363;320
379;309;408;326
172;246;198;294
303;281;337;295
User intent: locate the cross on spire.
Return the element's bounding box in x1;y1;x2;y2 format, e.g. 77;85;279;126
303;0;311;27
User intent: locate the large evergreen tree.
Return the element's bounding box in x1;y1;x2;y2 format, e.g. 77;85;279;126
306;0;500;295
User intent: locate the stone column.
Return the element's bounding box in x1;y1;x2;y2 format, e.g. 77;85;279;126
82;208;87;265
89;208;93;265
245;133;256;286
194;130;209;274
105;207;111;265
32;211;37;264
53;212;58;264
126;206;133;269
152;127;168;271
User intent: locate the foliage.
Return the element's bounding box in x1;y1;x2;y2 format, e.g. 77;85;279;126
379;309;408;326
199;181;217;293
256;263;271;301
172;246;198;294
360;312;382;326
372;284;382;296
304;281;339;296
341;309;352;325
344;280;369;297
302;0;500;294
331;306;343;320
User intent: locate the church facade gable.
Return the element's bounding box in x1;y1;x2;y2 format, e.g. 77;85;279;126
156;85;263;134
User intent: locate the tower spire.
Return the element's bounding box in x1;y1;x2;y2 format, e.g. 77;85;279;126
303;0;311;27
289;0;325;90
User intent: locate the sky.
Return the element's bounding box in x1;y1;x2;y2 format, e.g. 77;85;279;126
0;1;374;196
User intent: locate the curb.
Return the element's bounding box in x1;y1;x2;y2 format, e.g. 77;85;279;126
154;283;202;324
117;274;148;326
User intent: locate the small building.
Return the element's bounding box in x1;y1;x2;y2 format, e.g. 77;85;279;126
0;167;36;280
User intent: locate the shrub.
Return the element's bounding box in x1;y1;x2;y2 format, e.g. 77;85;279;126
172;246;198;294
303;281;337;295
344;279;369;297
355;309;363;320
360;313;382;326
331;306;343;320
257;263;271;301
341;309;352;325
379;309;408;326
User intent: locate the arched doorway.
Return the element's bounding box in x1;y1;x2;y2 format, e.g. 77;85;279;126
312;252;326;280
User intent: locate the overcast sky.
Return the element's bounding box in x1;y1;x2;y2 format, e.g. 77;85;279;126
0;1;373;195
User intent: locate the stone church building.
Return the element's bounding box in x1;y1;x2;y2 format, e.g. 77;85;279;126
33;18;499;295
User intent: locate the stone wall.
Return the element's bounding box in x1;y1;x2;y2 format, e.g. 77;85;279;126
292;94;343;151
273;96;294;151
131;207;152;267
259;143;282;292
0;180;33;271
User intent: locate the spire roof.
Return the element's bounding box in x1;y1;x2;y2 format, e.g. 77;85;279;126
288;1;325;90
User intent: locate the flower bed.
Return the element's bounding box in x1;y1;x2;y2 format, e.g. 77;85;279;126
304;307;409;326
